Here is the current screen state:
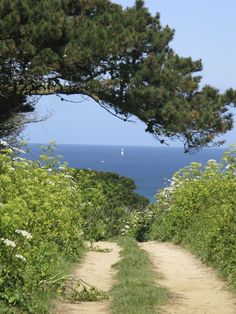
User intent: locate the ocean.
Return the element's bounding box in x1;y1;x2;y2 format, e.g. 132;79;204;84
26;144;226;202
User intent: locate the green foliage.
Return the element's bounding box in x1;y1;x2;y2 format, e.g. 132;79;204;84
0;140;149;312
111;237;169;314
0;143;84;313
73;169;149;241
0;1;235;149
149;146;236;288
83;171;149;211
119;208;154;242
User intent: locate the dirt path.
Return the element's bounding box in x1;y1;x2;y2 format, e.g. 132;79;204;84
141;241;236;314
53;242;120;314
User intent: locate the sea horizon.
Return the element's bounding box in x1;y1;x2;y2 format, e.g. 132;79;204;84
25;144;227;202
28;142;231;149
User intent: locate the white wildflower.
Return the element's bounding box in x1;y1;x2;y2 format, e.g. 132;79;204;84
0;140;8;146
15;254;26;261
47;168;52;172
161;186;172;197
170;177;181;186
13;157;25;162
208;159;216;163
13;147;26;154
64;174;73;178
1;238;16;247
15;230;32;239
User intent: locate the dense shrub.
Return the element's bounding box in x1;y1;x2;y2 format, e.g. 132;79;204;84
148;147;236;287
0;144;84;313
119;208;155;242
82;171;149;211
73;169;149;241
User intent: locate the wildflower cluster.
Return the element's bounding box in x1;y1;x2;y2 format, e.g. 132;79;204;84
15;229;32;239
121;223;131;236
1;229;32;264
1;238;16;248
119;208;154;241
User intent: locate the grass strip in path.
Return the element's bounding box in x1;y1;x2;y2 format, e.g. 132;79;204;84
111;237;169;314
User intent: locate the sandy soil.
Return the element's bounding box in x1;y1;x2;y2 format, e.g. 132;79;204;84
53;242;120;314
141;241;236;314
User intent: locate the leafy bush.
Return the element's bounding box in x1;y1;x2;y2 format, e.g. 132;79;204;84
119;208;155;242
0;143;84;313
83;171;149;211
73;169;149;241
148;146;236;287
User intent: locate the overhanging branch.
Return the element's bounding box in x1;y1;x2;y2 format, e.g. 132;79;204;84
30;85;100;103
31;85;135;122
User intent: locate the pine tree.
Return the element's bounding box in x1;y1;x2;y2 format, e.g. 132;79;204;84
0;0;235;150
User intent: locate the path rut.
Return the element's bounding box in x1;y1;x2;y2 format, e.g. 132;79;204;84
53;242;120;314
141;241;236;314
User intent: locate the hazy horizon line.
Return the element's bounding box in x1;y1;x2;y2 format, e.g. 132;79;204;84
27;142;227;149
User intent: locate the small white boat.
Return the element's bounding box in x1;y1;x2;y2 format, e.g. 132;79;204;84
121;148;124;156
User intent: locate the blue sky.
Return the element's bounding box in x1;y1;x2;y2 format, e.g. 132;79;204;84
23;0;236;147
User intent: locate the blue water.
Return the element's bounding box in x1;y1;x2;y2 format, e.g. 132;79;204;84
26;144;226;202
